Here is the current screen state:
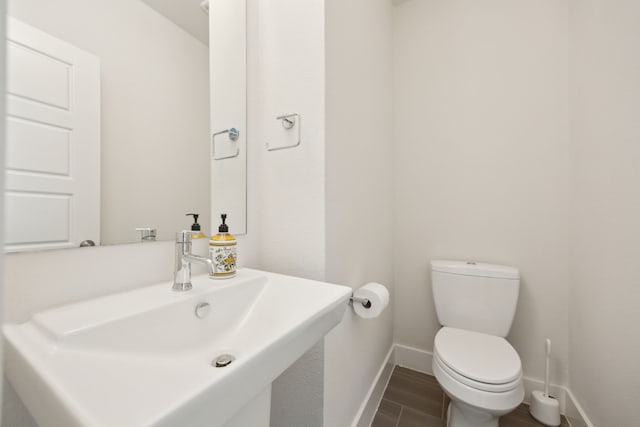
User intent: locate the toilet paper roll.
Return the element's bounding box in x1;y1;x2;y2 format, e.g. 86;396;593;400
353;282;389;319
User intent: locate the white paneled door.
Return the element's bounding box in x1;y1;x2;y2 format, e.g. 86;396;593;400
5;17;100;252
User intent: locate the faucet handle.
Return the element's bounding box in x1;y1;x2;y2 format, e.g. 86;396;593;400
176;230;193;243
136;227;157;242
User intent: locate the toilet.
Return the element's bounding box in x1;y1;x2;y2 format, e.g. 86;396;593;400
431;260;524;427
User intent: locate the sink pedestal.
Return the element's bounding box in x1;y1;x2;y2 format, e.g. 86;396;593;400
223;386;271;427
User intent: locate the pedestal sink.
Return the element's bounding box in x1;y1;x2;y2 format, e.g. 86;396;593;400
4;268;352;427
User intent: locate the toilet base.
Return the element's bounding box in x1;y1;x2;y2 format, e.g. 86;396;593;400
447;400;500;427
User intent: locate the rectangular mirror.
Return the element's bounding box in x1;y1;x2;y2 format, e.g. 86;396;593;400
4;0;247;251
210;0;247;235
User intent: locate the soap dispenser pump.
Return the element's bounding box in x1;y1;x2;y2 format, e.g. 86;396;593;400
209;214;237;279
186;214;207;239
186;213;206;239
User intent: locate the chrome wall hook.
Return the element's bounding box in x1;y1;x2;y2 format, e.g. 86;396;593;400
277;114;296;129
212;127;240;160
267;113;301;151
213;127;240;141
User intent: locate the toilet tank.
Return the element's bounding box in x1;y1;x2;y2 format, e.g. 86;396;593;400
431;260;520;337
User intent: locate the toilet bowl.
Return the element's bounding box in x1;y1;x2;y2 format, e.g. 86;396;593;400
430;260;524;427
432;327;524;427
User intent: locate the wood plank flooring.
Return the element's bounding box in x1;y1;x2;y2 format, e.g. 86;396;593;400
372;366;570;427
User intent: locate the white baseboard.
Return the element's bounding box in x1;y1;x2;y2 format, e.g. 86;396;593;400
394;344;433;374
564;389;594;427
353;343;593;427
350;345;395;427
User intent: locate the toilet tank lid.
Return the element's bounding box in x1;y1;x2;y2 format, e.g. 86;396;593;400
431;260;519;280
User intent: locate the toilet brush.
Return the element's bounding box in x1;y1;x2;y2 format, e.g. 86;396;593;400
529;338;561;426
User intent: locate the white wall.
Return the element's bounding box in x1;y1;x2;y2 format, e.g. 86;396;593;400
242;0;327;425
8;0;211;244
568;0;640;425
3;243;182;323
324;0;394;426
245;0;326;282
0;0;6;418
392;0;570;386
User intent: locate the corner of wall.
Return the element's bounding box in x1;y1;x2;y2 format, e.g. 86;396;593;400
0;0;6;419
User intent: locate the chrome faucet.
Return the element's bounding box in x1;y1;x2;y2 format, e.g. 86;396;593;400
173;231;214;291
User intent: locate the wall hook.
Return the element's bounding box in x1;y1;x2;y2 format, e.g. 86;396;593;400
267;113;301;151
278;114;296;129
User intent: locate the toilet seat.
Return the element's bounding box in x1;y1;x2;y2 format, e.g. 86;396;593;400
434;327;522;392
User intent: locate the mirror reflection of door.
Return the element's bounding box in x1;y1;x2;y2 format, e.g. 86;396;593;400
5;18;100;252
5;0;247;248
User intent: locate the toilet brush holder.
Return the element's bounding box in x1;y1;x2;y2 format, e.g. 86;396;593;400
529;338;561;426
529;390;560;426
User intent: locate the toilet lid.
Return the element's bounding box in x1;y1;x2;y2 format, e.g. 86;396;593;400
434;327;521;385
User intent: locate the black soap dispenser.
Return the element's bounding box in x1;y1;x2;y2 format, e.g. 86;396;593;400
186;213;206;239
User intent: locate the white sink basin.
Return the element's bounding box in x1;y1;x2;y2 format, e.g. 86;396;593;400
4;268;352;427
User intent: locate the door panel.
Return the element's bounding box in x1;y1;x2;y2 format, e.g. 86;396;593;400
6;117;71;176
7;40;71;110
5;17;100;252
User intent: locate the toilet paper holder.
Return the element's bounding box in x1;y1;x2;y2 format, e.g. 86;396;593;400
349;295;372;309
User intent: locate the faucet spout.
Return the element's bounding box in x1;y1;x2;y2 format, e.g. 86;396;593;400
173;231;212;291
183;253;215;276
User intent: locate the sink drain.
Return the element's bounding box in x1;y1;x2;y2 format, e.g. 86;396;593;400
213;354;235;368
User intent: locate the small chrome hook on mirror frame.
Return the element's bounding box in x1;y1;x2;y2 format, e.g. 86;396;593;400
212;128;240;160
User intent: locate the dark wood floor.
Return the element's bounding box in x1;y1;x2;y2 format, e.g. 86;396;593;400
372;366;570;427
